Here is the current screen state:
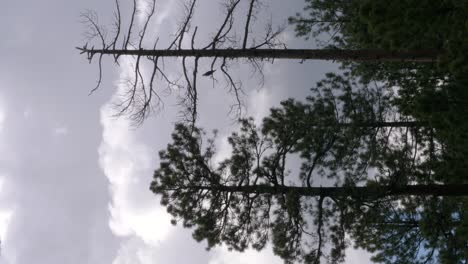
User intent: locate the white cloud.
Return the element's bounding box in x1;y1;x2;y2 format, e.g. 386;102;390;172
0;208;12;242
112;237;161;264
0;98;13;261
23;107;31;119
0;114;4;133
99;1;179;260
213;134;232;165
99;92;172;246
248;88;272;126
209;246;282;264
53;125;68;136
345;245;373;264
0;99;5;133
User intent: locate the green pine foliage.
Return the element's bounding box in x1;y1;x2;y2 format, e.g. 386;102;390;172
151;73;466;263
289;1;468;263
149;2;468;263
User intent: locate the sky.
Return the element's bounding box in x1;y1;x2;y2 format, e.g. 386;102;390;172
0;0;373;263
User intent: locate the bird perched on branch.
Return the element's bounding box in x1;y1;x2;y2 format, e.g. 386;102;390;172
202;70;216;76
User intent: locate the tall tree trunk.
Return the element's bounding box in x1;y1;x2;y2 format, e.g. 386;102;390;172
79;48;439;62
166;183;468;197
311;121;427;128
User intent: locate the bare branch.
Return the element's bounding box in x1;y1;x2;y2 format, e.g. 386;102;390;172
79;0;289;125
220;57;243;118
123;0;137;50
110;0;122;60
138;0;156;50
81;10;106;48
89;54;104;95
203;0;240;50
168;0;197;50
242;0;256;49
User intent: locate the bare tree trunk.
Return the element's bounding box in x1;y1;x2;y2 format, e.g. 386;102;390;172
79;0;440;125
166;183;468;197
79;48;439;62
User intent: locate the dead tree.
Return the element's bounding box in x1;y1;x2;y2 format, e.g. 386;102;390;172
79;0;439;125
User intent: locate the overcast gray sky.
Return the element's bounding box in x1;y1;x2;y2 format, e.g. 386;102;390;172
0;1;373;263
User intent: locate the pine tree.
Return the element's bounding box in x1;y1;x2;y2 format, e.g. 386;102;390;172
290;0;468;184
288;2;468;263
151;73;468;263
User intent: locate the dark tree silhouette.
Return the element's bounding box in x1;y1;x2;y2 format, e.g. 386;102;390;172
150;73;465;263
79;0;438;125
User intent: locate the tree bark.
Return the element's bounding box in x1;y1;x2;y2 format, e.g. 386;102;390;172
309;121;427;128
170;183;468;197
79;48;439;62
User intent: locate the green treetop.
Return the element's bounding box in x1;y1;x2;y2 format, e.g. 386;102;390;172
151;73;467;263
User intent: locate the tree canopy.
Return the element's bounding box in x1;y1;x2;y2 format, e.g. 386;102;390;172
146;1;468;263
290;0;468;183
151;72;468;263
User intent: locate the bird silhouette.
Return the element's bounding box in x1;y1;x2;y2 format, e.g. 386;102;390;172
202;70;216;76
